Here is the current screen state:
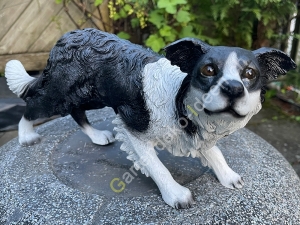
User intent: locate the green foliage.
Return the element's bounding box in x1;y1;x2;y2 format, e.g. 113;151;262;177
117;31;131;39
145;34;165;52
196;0;296;48
107;0;198;51
55;0;297;52
108;0;296;51
157;0;187;14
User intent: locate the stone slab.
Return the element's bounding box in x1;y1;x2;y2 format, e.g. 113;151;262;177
0;107;300;224
51;117;208;197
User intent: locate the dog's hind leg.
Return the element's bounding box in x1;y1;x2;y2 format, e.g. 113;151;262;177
5;60;42;146
18;115;42;146
71;108;115;145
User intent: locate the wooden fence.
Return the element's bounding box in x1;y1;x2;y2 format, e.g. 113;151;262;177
0;0;111;73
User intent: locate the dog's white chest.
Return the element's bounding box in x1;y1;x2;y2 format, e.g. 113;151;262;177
140;59;212;156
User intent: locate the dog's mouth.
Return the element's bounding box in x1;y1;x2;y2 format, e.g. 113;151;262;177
204;108;246;118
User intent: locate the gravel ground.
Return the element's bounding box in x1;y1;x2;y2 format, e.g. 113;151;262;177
246;98;300;177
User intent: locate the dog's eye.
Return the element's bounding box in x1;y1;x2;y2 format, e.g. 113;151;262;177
201;65;216;77
243;68;256;80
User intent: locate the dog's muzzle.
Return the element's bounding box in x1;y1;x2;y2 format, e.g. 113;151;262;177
204;80;247;118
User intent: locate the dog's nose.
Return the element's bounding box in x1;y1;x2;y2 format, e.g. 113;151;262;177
220;80;244;99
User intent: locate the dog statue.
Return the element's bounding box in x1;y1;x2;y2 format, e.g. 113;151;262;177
5;28;296;209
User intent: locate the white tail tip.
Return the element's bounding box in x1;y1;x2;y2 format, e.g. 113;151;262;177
5;60;35;97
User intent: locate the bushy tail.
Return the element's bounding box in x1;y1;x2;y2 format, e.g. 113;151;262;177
5;60;35;97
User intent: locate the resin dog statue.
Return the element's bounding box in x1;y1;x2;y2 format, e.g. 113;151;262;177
5;28;296;209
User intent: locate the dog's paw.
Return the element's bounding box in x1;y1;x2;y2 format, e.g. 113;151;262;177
90;130;115;145
161;183;195;209
218;169;244;189
19;132;41;146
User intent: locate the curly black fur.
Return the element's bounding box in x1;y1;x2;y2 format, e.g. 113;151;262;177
22;28;162;132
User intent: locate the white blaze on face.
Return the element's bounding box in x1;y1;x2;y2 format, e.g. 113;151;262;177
203;52;242;112
222;52;243;81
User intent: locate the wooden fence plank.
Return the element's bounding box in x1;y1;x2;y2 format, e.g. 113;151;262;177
0;0;29;11
29;2;87;52
29;1;112;52
0;0;31;41
0;0;113;74
28;7;64;53
0;52;50;73
0;0;62;55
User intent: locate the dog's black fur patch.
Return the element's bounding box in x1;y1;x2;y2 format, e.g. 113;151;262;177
22;28;162;132
175;75;198;136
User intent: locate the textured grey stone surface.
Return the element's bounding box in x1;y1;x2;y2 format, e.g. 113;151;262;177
0;107;300;224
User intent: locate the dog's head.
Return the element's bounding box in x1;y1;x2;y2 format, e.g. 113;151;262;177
165;38;296;135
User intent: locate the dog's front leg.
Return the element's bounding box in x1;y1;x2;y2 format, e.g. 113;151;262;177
200;146;244;189
115;127;194;209
139;144;194;209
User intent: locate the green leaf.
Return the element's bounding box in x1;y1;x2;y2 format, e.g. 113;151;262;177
176;10;191;23
145;34;165;52
158;0;186;8
171;0;187;4
55;0;62;4
164;32;177;42
113;14;120;20
179;25;196;38
157;0;187;14
149;10;164;28
252;9;262;20
117;32;131;40
119;8;127;18
159;25;173;37
94;0;103;7
164;5;177;14
123;4;132;12
157;0;169;8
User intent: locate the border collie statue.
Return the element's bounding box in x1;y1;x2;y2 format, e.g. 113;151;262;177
5;28;296;209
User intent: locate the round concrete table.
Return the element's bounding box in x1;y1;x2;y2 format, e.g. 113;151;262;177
0;107;299;224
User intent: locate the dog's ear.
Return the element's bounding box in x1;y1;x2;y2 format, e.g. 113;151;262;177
253;48;296;80
164;38;211;74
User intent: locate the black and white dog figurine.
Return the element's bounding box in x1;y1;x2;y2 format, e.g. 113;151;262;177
5;28;296;209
